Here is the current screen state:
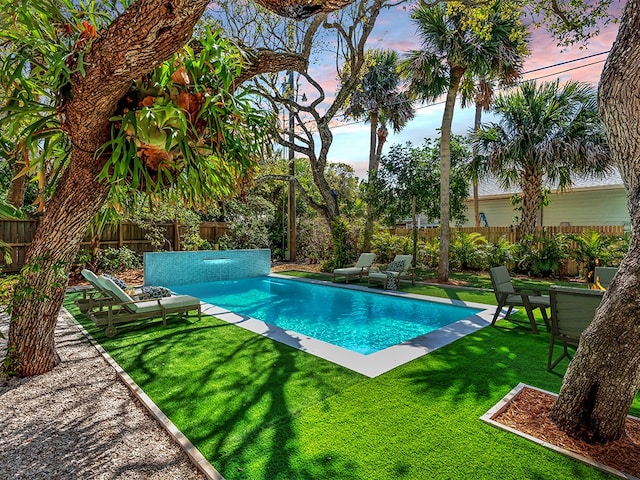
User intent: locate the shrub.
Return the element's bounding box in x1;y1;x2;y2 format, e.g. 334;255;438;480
486;236;517;268
218;197;274;250
417;237;439;268
371;232;411;263
297;216;332;263
450;232;488;271
321;217;355;272
515;233;568;277
568;229;625;280
97;246;142;273
0;274;18;304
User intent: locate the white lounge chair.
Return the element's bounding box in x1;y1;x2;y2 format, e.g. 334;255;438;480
333;253;377;283
367;254;414;289
88;275;201;337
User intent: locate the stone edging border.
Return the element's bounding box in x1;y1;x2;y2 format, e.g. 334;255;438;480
60;307;225;480
481;382;640;480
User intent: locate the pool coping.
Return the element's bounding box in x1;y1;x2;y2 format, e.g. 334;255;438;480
196;273;497;378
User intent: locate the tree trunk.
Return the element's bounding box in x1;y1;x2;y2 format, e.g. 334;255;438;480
550;0;640;443
7;153;111;375
6;0;211;376
6;156;27;209
472;102;483;228
519;166;542;237
363;110;379;252
437;68;464;282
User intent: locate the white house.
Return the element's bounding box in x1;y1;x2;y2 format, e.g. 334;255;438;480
461;170;630;229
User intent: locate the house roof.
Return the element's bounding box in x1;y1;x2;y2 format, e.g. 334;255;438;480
475;169;624;198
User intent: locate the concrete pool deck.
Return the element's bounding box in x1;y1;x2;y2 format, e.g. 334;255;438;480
197;273;497;378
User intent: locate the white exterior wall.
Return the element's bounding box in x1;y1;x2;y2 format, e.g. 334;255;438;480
462;187;630;228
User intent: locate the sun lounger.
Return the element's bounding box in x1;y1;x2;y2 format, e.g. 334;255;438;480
367;254;414;289
88;275;201;337
332;253;377;283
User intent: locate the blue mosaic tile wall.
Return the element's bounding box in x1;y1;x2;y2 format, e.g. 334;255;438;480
144;249;271;286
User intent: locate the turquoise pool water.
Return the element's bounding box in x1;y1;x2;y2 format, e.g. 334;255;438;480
170;277;481;355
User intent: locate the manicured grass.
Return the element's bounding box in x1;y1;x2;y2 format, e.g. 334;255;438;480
65;278;639;480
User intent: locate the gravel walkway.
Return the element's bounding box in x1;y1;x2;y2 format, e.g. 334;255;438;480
0;307;206;480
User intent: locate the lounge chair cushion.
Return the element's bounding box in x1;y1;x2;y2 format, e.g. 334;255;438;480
368;271;400;280
333;266;365;276
103;273;127;290
134;295;200;314
504;293;550;307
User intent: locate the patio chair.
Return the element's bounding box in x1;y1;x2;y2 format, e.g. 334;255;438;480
332;253;377;283
88;275;201;337
593;266;618;289
75;269;143;313
367;254;414;289
548;285;604;371
489;266;550;334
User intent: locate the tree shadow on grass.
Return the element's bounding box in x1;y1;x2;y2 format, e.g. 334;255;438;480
66;294;365;480
396;318;562;410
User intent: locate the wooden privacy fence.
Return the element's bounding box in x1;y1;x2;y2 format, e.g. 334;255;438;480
390;225;625;243
0;220;228;273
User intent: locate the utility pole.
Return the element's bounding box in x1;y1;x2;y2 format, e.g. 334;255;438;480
287;70;297;262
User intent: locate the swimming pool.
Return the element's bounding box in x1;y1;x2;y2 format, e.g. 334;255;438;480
169;274;495;377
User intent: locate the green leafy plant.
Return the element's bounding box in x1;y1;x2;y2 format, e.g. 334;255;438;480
321;217;355;272
296;217;332;264
97;247;142;273
99;27;274;205
567;229;624;281
0;240;12;267
217;197;275;251
418;237;439;269
486;236;517;268
0;274;18;304
371;232;411;264
9;254;67;316
450;232;488;271
516;233;569;277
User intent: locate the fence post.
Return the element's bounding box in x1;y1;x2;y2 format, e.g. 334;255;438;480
118;221;123;249
174;219;181;251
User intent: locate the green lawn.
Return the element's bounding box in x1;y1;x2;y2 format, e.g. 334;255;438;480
64;274;639;480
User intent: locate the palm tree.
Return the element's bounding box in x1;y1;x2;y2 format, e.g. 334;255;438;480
400;0;527;282
345;49;415;252
460;76;497;227
473;79;612;237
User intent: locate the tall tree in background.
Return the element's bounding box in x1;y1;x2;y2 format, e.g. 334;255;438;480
400;0;527;282
374;137;471;226
344;49;414;252
238;0;403;238
460;76;496;227
473;80;611;237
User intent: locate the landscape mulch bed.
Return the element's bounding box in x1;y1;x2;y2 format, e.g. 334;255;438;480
493;386;640;478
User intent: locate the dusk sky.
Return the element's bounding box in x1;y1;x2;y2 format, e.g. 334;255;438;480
315;3;622;178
